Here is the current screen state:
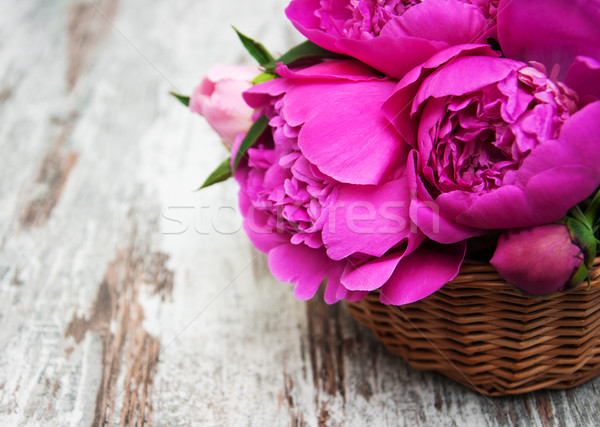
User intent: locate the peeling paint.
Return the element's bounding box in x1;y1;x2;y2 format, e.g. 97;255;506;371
536;393;556;427
65;245;173;426
19;123;78;229
306;291;346;400
66;0;119;91
0;89;12;104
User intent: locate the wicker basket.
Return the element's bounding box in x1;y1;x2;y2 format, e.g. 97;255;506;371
346;258;600;396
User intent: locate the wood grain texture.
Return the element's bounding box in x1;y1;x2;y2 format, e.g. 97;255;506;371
0;0;599;426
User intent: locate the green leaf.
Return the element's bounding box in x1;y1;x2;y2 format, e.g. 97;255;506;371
264;40;344;73
233;27;275;66
584;187;600;227
198;158;232;190
233;115;269;171
252;72;276;85
170;92;190;107
570;205;593;231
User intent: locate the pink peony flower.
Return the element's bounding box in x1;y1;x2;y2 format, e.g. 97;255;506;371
491;224;584;295
382;43;600;244
234;60;466;304
285;0;497;78
190;64;259;148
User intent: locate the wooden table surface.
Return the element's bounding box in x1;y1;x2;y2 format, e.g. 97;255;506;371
1;0;599;425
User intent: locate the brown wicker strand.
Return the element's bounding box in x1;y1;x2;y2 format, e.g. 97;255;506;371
346;258;600;396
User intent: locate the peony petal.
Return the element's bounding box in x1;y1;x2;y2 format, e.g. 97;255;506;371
383;44;499;145
323;263;346;304
440;167;598;229
285;0;346;55
382;0;490;46
287;79;407;185
286;0;496;79
341;252;405;291
238;190;289;253
243;77;292;109
404;150;483;243
286;0;445;79
268;243;332;300
335;34;448;79
380;241;466;305
322;178;421;260
497;0;600;80
565;56;600;104
275;60;382;81
344;290;368;302
244;57;379;108
439;185;536;229
411;197;484;243
413;57;524;110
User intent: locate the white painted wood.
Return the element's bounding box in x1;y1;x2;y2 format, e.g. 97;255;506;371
0;0;599;426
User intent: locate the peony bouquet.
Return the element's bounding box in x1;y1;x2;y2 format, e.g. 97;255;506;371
175;0;600;306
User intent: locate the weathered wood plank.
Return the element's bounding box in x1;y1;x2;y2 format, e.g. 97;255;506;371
1;0;600;426
66;0;120;92
19;115;79;229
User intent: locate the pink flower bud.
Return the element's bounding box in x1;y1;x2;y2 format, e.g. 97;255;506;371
190;64;259;148
490;224;584;295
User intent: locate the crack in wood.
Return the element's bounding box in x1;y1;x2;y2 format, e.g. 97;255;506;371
317;401;331;427
19;122;78;229
535;393;556;427
64;279;111;345
146;252;174;301
0;88;12;104
304;288;347;423
282;355;300;427
66;0;119;91
11;269;23;287
359;380;373;402
64;244;173;426
52;380;60;398
434;387;443;411
306;293;346;400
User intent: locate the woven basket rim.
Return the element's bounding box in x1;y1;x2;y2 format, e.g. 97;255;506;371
345;256;600;395
443;256;600;297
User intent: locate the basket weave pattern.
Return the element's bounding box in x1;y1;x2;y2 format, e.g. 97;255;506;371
346;259;600;396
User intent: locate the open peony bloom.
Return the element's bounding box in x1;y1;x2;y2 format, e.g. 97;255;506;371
234;60;466;304
491;224;584;295
383;43;600;244
190;64;259;148
286;0;497;78
187;0;600;304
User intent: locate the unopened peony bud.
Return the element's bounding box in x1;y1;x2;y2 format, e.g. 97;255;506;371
190;64;259;149
491;224;586;295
